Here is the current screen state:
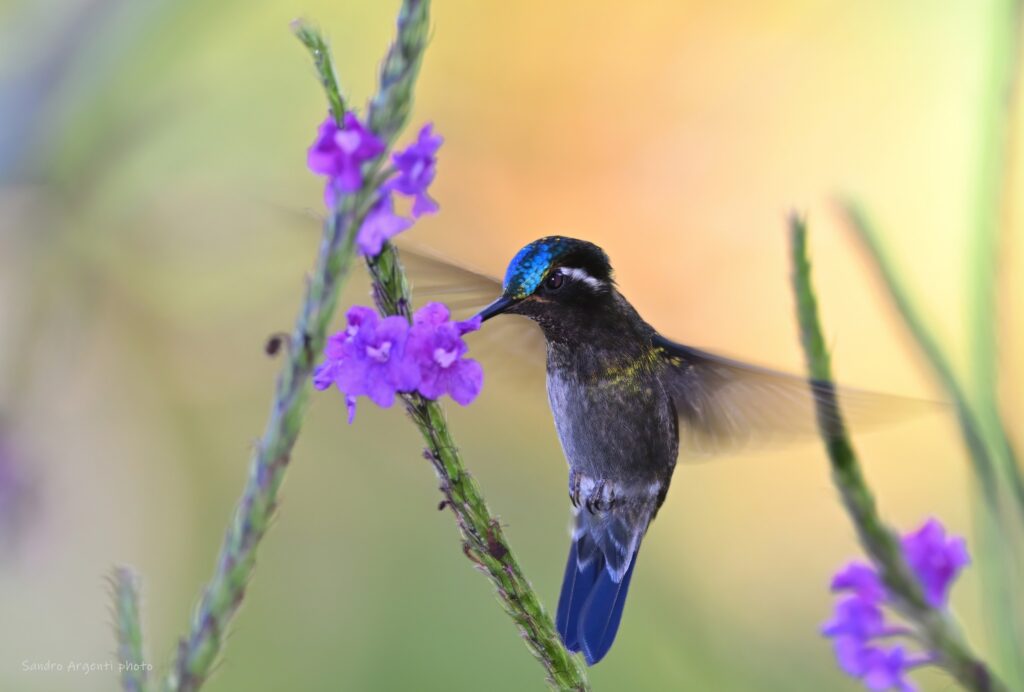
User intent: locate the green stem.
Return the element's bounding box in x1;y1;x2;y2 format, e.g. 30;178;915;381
367;245;590;690
841;202;1024;685
366;0;430;147
790;216;1004;692
301;6;588;689
409;397;590;690
346;5;585;683
964;0;1024;538
841;203;1024;516
965;0;1022;419
161;20;402;692
344;12;588;683
291;20;347;124
112;567;150;692
965;3;1024;682
165;189;364;692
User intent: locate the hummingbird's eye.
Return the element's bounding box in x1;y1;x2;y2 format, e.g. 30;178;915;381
545;272;565;291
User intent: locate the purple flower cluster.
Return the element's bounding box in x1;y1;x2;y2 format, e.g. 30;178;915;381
314;302;482;421
308;113;385;206
822;518;970;691
307;113;443;256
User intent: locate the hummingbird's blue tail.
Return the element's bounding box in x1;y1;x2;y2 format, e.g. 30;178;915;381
556;529;639;665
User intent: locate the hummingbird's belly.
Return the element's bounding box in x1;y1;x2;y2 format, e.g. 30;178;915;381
546;370;678;487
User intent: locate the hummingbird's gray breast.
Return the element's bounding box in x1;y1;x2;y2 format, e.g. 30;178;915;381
546;359;679;492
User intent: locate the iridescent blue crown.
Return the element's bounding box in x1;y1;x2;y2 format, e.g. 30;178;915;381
501;237;577;298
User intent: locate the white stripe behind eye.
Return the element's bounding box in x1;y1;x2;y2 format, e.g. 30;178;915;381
558;266;605;291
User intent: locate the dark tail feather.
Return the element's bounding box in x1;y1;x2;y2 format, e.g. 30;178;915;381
556;531;638;664
556;537;599;652
578;552;637;665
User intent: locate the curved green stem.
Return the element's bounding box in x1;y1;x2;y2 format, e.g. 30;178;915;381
161;16;411;692
368;244;590;690
841;203;1024;686
305;5;589;689
790;216;1004;692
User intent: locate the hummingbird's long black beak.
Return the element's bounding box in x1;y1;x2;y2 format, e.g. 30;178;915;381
476;296;518;322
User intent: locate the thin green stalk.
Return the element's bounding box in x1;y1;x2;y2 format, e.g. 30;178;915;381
369;245;590;690
111;567;149;692
408;397;589;691
840;203;1024;516
161;20;404;692
366;0;429;146
841;9;1024;681
965;0;1022;419
165;193;364;692
790;216;1004;692
963;19;1024;674
292;21;347;124
344;2;588;685
841;202;1024;686
964;0;1024;539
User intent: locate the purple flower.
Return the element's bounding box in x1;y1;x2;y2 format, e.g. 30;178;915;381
822;595;918;691
314;303;486;418
313;306;420;417
343;395;358;424
831;562;887;603
834;640;919;692
901;518;970;608
356;194;413;257
389;123;442;217
822;596;886;640
312;361;358;423
312;360;340;391
307;113;385;205
822;519;971;691
407;303;483;405
860;647;918;692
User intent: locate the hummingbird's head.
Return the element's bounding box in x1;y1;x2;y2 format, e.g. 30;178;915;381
476;236;614;324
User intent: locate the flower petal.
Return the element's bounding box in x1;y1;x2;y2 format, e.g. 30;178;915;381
447;359;483;405
831;562;887;603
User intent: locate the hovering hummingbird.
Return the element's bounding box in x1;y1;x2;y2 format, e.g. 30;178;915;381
460;235;916;666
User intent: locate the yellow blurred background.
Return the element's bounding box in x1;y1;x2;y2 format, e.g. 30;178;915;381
1;1;1021;690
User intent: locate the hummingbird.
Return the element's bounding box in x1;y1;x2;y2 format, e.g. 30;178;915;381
468;235;913;665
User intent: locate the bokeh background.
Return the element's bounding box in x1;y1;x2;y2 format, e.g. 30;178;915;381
1;1;1022;690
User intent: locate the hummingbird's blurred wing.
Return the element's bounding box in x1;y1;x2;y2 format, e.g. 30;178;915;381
257;202;509;316
653;333;937;457
262;202;548;366
397;243;504;314
399;244;549;371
